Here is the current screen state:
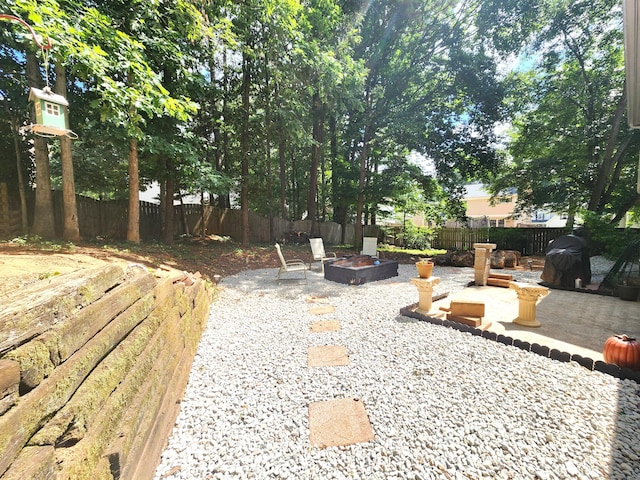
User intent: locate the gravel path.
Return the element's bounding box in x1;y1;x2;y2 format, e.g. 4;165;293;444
154;261;639;480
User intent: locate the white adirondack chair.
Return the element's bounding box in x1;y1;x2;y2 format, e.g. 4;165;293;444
309;238;337;273
361;237;379;258
275;243;307;281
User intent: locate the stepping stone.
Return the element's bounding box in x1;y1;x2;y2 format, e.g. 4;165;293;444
308;345;349;367
310;320;340;332
308;398;374;448
309;305;336;315
306;295;330;304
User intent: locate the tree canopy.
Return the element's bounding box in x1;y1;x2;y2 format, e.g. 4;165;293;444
487;0;640;226
0;0;637;242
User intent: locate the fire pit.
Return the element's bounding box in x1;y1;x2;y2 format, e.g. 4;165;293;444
324;255;398;285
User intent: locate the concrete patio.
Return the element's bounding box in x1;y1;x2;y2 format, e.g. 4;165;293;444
431;285;640;363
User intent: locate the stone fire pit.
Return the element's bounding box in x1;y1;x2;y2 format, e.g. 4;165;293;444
324;255;399;285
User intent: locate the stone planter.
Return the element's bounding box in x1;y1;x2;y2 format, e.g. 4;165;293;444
416;261;434;278
617;284;640;302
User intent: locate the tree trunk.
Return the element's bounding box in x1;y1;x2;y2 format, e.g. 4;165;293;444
26;51;54;238
10;118;28;231
329;115;347;237
54;63;80;242
264;48;273;241
200;192;206;237
308;91;323;236
179;192;189;236
278;137;287;217
588;86;627;212
219;49;231;209
240;52;251;246
127;137;140;243
164;165;175;245
355;125;370;251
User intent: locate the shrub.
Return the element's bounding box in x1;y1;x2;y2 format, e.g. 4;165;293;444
394;223;437;250
581;211;639;259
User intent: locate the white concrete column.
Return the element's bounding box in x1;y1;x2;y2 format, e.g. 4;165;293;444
473;243;497;286
410;277;441;314
509;282;549;327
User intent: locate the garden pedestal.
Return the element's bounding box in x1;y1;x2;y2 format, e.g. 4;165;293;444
509;282;549;327
410;277;440;314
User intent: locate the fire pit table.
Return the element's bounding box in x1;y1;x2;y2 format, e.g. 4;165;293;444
324;255;398;285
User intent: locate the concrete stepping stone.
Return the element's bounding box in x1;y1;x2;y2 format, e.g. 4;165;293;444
308;305;336;315
306;295;330;304
308;398;374;448
307;345;349;367
310;320;340;332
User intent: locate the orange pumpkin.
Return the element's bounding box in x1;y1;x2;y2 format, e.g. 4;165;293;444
603;335;640;370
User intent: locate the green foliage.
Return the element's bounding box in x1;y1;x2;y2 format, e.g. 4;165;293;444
9;234;75;251
388;222;437;250
489;0;640;223
487;227;530;252
581;211;639;259
381;244;446;257
8;0;627;244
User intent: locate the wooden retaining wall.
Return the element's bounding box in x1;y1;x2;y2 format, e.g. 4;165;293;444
0;263;214;479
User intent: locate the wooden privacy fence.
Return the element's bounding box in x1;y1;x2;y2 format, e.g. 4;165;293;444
47;194;368;245
4;190;567;253
432;227;568;255
432;227;490;251
0;184;22;238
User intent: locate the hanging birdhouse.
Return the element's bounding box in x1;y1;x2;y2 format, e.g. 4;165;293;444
28;86;70;136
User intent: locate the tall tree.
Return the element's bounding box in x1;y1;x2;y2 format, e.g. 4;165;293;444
54;61;79;242
489;0;640;223
25;50;55;238
344;0;505;245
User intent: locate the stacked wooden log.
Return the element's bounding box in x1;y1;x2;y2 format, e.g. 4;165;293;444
0;263;213;480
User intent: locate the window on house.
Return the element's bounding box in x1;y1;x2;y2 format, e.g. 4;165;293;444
45;102;61;117
489;220;497;227
497;219;505;227
533;211;549;221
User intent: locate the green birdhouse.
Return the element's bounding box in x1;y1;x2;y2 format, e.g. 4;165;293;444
28;86;70;136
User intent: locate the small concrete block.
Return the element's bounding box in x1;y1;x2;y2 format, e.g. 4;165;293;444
489;272;513;281
310;320;341;332
473;243;497;250
308;398;374;448
446;314;483;327
308;346;349;367
486;277;512;288
309;305;336;315
450;301;485;317
306;295;330;304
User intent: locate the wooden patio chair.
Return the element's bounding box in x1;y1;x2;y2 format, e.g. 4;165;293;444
309;238;337;273
275;243;307;282
361;237;379;258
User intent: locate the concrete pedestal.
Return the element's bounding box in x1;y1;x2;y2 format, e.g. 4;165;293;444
473;243;497;286
410;277;440;314
509;282;549;327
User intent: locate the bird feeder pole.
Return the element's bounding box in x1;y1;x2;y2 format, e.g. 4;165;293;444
0;14;52;51
1;14;76;138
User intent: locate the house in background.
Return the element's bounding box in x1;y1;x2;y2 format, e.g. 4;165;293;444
445;183;568;228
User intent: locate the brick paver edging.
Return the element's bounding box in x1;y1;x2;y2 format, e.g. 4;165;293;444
399;303;640;384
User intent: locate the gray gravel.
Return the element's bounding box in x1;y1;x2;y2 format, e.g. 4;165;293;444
154;259;639;480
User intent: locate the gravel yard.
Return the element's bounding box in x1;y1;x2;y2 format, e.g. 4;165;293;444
154;260;639;480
